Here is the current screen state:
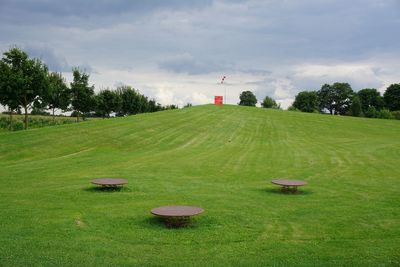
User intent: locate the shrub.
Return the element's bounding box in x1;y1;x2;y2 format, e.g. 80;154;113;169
287;106;300;112
377;109;394;119
261;96;279;109
0;114;78;131
0;117;8;129
365;106;378;118
350;95;362;117
12;121;24;131
391;111;400;120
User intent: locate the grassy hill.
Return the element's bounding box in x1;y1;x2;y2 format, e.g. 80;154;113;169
0;104;399;266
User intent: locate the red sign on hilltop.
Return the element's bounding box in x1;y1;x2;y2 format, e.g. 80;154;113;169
214;96;223;105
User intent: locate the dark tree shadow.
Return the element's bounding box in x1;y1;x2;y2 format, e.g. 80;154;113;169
261;187;313;195
141;216;166;228
83;186;131;193
137;216;203;230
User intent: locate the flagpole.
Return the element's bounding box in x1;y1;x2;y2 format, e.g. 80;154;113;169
224;86;226;104
221;76;226;104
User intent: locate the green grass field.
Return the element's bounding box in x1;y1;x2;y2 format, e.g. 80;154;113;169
0;104;399;266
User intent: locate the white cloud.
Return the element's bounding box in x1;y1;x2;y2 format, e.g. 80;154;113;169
190;92;210;105
270;79;295;99
155;88;177;106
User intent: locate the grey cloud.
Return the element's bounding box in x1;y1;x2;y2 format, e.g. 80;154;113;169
251;78;296;100
2;0;399;65
74;63;95;75
0;0;212;28
159;54;234;75
292;74;384;93
238;69;272;76
23;45;72;72
21;45;95;74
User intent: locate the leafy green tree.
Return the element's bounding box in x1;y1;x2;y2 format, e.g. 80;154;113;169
334;83;354;115
365;106;378;118
287;106;300;112
156;102;163;111
70;68;95;121
30;102;50;115
0;47;49;129
43;72;70;121
95;89;122;118
116;86;170;115
377;109;393;119
318;84;335;114
383;83;400;111
318;83;353;115
293;91;319;112
163;104;178;110
0;59;20;130
148;99;156;112
117;86;141;115
148;99;163;112
138;94;150;113
357;88;384;114
391;111;400;120
261;96;279;108
350;95;362;117
239;91;257;106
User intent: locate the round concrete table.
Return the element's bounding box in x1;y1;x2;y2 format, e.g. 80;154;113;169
91;178;128;188
271;179;307;193
151;206;204;227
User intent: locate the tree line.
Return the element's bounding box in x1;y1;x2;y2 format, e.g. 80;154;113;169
0;47;177;130
238;83;400;120
239;91;281;109
290;82;400;119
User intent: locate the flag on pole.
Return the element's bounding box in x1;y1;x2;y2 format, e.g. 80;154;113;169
221;76;226;84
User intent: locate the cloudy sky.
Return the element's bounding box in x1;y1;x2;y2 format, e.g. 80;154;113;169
1;0;399;108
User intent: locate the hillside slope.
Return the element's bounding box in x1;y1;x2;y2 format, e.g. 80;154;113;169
0;105;399;266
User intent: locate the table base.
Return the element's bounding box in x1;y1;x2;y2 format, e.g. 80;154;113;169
281;185;301;194
163;216;192;228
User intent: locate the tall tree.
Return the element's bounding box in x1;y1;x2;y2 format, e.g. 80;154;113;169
383;83;400;111
350;95;362;117
148;99;162;112
318;83;353;115
0;47;49;129
332;83;354;115
43;72;70;121
318;84;335;114
95;89;122;118
0;59;20;129
138;94;149;113
261;96;279;109
117;86;141;115
116;86;168;116
70;68;95;121
239;91;257;106
357;88;384;114
292;91;319;112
